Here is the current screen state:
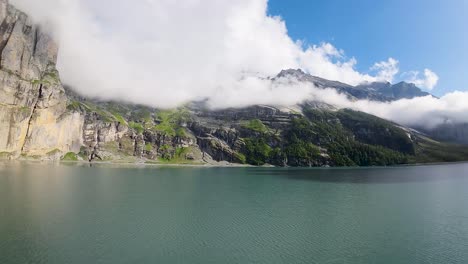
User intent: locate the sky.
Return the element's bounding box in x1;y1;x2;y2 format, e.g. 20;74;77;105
268;0;468;96
10;0;468;128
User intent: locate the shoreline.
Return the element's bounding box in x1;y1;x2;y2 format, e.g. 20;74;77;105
1;159;255;168
2;158;467;169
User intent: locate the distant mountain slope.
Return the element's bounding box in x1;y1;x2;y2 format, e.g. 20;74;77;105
355;81;432;100
60;92;468;166
276;69;432;101
422;123;468;145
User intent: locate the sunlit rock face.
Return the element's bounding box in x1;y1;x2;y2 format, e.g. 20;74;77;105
0;0;83;159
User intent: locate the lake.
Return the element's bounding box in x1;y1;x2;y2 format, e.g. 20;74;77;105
1;162;468;264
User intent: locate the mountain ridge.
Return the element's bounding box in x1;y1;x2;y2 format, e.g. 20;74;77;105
276;68;433;101
0;0;467;166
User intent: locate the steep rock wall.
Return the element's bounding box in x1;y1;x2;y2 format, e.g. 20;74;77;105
0;0;83;159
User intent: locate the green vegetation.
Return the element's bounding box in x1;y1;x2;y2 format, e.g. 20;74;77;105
283;118;321;163
130;108;152;123
240;118;278;165
175;147;187;157
334;109;415;154
67;100;86;112
113;113;127;125
30;71;60;86
154;122;176;137
156;146;201;164
175;127;187;137
244;138;272;165
67;100;130;125
46;149;61;156
410;136;468;163
77;147;89;160
129;122;145;134
237;109;411;167
243;119;268;133
300;110;409;166
62;152;79;161
145;143;153;152
153;109;191;137
158;144;172;160
234;153;247;164
241;117;322;166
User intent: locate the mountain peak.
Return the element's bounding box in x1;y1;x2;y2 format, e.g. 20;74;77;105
394;81;418;87
277;69;307;79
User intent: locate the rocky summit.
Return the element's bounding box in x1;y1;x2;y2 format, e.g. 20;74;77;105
0;0;467;166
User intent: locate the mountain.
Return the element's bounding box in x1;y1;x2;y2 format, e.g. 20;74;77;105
277;69;432;101
0;0;467;166
0;0;83;160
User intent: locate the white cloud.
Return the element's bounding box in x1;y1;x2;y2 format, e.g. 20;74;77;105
371;58;399;83
212;74;468;129
10;0;437;108
9;0;460;130
304;83;468;129
404;69;439;90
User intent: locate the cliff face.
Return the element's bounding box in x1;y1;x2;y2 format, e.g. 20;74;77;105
0;0;83;159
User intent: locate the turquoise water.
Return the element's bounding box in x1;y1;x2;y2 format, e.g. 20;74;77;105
1;162;468;264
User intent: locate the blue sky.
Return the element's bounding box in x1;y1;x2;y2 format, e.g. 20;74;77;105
268;0;468;95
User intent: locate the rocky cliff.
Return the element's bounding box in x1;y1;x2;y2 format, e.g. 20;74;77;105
0;0;83;159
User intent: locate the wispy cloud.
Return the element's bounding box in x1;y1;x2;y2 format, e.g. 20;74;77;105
371;58;399;83
403;69;439;90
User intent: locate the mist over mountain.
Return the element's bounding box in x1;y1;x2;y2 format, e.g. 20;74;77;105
8;0;467;132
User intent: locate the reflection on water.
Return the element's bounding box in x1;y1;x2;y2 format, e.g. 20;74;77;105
1;162;468;264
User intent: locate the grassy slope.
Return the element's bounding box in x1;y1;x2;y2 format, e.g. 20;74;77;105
411;136;468;163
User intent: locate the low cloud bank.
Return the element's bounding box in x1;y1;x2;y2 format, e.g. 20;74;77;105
206;74;468;130
307;86;468;129
10;0;464;129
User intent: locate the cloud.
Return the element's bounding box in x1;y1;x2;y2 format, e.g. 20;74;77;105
10;0;436;108
304;84;468;129
355;91;468;129
209;73;468;130
371;58;399;83
10;0;462;131
404;69;439;90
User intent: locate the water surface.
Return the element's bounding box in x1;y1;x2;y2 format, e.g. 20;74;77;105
1;162;468;263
